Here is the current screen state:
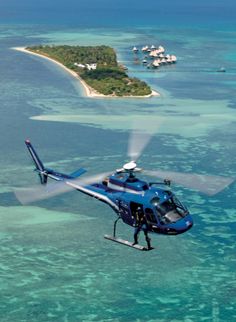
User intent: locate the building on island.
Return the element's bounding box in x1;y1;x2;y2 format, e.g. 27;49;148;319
74;62;97;70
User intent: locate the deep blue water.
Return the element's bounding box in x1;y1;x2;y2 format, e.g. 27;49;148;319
0;0;236;29
0;1;236;321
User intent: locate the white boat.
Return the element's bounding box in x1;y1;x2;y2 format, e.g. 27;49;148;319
149;50;158;57
158;45;165;53
142;46;149;52
217;67;226;72
152;60;160;68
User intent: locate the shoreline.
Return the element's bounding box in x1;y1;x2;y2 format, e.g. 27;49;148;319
12;46;160;98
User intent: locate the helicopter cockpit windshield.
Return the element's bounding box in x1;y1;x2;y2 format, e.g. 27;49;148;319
151;195;188;224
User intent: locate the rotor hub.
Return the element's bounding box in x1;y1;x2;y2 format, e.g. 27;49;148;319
123;161;137;171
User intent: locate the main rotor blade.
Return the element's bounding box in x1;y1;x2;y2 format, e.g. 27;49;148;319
144;170;234;196
14;171;112;205
127;118;163;162
128;130;153;161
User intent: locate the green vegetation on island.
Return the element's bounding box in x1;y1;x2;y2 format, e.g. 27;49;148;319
26;45;152;96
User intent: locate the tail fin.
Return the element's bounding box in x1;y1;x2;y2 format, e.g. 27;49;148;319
25;139;48;184
25;139;87;185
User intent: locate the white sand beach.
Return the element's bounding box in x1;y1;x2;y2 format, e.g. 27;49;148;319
12;47;160;98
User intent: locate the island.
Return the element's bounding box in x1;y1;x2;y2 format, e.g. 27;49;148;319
14;45;159;98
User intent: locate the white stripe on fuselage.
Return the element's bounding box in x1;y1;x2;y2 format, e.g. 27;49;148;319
107;182;144;195
66;181;119;211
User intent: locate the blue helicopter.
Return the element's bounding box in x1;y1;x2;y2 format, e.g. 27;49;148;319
16;138;234;251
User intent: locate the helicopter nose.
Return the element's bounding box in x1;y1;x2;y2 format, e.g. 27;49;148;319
185;219;193;229
182;216;193;232
166;216;193;235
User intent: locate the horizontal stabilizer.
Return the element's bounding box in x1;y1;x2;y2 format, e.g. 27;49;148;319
104;235;154;251
70;168;87;178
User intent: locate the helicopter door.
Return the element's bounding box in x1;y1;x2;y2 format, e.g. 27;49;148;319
130;202;144;218
118;200;133;225
145;208;158;225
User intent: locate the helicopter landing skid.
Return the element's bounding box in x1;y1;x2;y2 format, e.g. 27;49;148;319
104;235;153;251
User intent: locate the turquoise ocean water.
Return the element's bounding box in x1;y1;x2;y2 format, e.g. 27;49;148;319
0;1;236;321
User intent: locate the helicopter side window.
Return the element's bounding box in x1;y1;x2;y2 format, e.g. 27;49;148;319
156;207;171;225
152;198;177;224
150;196;169;224
145;208;157;224
161;199;175;213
